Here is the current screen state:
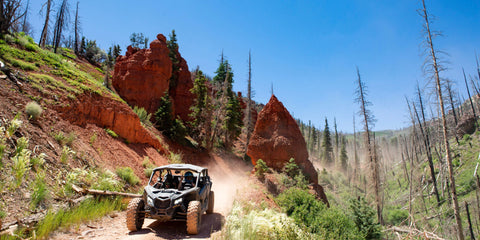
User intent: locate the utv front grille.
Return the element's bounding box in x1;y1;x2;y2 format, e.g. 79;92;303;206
154;199;171;209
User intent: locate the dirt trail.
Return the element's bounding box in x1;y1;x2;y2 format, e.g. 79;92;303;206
50;152;251;240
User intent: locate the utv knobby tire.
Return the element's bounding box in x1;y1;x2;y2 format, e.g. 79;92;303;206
126;198;145;232
186;200;201;234
207;191;214;214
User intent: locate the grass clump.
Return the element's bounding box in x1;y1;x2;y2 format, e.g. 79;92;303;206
116;167;140;186
142;156;155;178
168;152;183;164
89;132;97;145
30;153;46;170
6;114;22;138
62;168;122;197
105;128;118;138
30;171;48;210
35;197;125;239
60;146;75;164
52;131;65;145
25;101;42;120
11;148;31;189
133;106;152;127
221;202;313;239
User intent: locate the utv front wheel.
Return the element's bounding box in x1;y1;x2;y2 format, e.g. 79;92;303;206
126;198;145;232
187;200;201;234
207;191;214;214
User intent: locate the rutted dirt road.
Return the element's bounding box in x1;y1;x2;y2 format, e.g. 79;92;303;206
50;153;251;240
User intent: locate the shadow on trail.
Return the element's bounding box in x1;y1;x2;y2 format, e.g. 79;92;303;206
128;213;225;239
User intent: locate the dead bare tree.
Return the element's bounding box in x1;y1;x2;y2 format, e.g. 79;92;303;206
463;68;477;119
38;0;51;48
245;50;252;153
74;1;79;54
20;0;28;33
0;0;25;35
420;0;463;238
355;67;382;224
445;79;459;127
52;0;69;53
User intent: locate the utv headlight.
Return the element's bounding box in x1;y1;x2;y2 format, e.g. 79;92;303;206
174;198;182;205
147;197;154;207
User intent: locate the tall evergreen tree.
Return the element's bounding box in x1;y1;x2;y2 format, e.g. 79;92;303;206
211;57;242;148
189;69;212;147
167;29;179;90
322;118;333;165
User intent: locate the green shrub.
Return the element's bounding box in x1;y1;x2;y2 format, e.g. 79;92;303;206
133;106;152;127
65;132;76;147
283;158;300;177
105;128;118;138
30;171;48;210
385;208;408;226
11;149;31;188
30;153;46;170
280;172;309;190
89;132;97;145
25;101;42;120
222;203;313;239
142;156;155;178
116;167;140;186
349;197;382;240
53;131;66;145
6;114;22;138
255;159;269;179
169;152;183;164
277;188;361;239
92;170;121;191
15;136;29;155
60;146;75;164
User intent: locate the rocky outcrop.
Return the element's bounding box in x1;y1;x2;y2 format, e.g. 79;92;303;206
57;94;166;153
112;34;171;115
112;33;194;122
247;95;328;205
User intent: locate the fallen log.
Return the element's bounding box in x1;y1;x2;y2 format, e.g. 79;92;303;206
385;226;445;240
72;184;142;198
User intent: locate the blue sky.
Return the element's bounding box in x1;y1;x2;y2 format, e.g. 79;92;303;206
26;0;480;132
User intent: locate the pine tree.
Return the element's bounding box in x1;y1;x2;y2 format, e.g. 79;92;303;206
155;93;174;134
189;69;212;146
167;29;180;90
322;118;333;165
211;57;242;148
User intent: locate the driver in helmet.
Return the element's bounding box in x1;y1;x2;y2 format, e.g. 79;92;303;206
183;171;195;189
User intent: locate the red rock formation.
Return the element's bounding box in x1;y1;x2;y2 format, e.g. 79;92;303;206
57;94;166;153
112;34;172;115
112;33;194;122
247;95;328;205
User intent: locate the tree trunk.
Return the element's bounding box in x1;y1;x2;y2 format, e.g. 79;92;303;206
39;0;51;48
422;0;463;238
464;68;477;119
74;1;79;54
